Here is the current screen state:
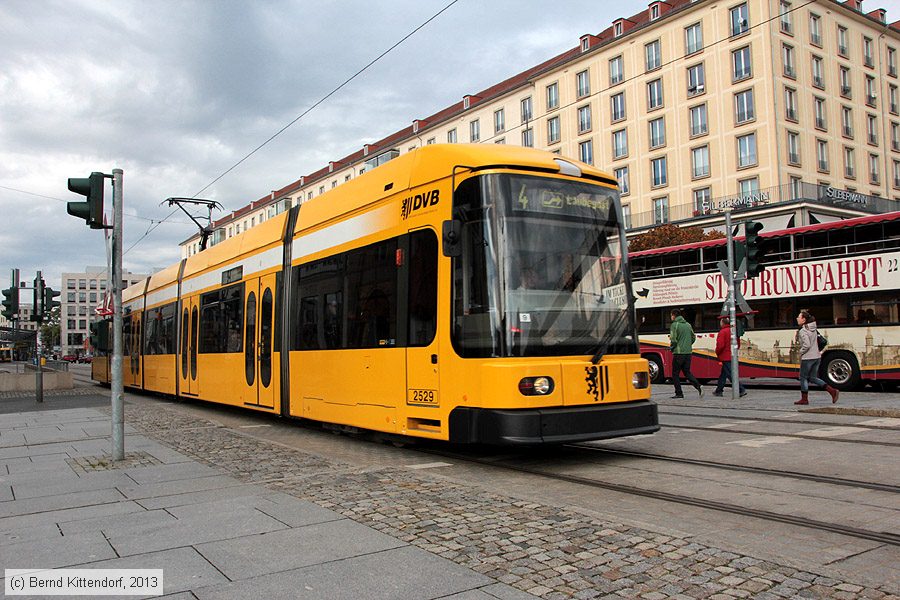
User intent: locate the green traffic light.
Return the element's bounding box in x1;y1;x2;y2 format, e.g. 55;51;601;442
67;172;106;228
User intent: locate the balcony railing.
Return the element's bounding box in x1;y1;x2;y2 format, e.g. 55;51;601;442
784;65;796;78
838;45;848;56
870;173;880;184
840;86;851;97
626;182;895;231
786;108;798;121
845;167;855;178
813;76;824;88
865;56;875;68
815;118;827;130
843;126;853;137
788;152;800;164
869;133;879;145
866;95;877;107
818;160;829;171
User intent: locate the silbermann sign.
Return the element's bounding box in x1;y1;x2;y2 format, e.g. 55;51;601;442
700;191;771;214
824;187;869;205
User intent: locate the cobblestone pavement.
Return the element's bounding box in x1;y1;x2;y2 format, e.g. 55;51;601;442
120;401;898;600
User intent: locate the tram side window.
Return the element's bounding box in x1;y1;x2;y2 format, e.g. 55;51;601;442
345;239;398;348
408;230;438;346
144;303;176;355
199;283;245;353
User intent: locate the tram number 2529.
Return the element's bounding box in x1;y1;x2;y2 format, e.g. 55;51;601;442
408;389;438;406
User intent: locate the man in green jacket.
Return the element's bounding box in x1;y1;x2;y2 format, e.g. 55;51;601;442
669;308;703;398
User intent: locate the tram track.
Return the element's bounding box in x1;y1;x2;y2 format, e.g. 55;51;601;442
568;444;900;493
658;423;900;448
660;408;900;430
418;446;900;548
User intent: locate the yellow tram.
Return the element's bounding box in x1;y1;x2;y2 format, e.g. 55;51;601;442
93;144;658;444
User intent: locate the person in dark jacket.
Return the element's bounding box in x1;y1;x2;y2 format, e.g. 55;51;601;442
795;309;839;405
669;309;703;398
712;316;746;397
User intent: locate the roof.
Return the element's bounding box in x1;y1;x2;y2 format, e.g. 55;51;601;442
629;211;900;258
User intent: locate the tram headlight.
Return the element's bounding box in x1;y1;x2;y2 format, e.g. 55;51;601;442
632;371;650;389
518;376;555;396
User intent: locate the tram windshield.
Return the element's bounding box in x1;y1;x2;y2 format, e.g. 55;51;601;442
451;173;637;358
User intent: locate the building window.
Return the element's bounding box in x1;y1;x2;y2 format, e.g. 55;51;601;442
576;70;590;98
785;87;798;121
734;89;755;124
692;145;710;178
891;85;899;114
615;166;630;196
651;156;668;187
782;44;795;78
650;3;660;20
811;55;824;89
520;96;533;123
647;79;664;111
868;114;879;145
732;46;752;81
447;128;457;143
522;127;534;147
495;138;505;145
577;105;592;134
893;160;900;187
789;175;803;200
787;131;801;165
780;1;793;34
892;122;900;151
547;116;560;144
687;63;705;96
737;133;757;167
613;129;628;159
652;196;669;224
814;97;826;130
839;67;851;98
470;119;480;142
809;12;821;46
817;139;829;172
546;82;559;110
609;55;624;85
739;177;760;196
685;22;703;54
837;26;849;57
622;204;632;229
730;3;749;36
614;21;623;36
889;47;898;77
579;139;594;165
494;109;505;133
649;117;666;148
689;103;708;137
645;40;661;71
79;279;86;289
611;92;626;122
693;187;712;212
866;76;877;107
869;153;880;184
67;292;75;302
844;146;856;178
864;37;874;68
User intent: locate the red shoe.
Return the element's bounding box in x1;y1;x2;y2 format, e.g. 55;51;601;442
795;392;809;405
826;385;839;404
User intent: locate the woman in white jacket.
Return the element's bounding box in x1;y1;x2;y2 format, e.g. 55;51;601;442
795;310;839;405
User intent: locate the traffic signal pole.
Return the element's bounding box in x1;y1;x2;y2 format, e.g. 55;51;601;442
724;210;741;401
111;169;124;461
35;271;43;403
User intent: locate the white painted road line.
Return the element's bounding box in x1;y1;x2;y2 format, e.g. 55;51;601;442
855;418;900;428
727;436;795;448
406;462;454;470
794;426;867;438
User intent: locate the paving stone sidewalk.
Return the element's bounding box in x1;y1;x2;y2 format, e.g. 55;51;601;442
0;404;535;599
118;400;899;600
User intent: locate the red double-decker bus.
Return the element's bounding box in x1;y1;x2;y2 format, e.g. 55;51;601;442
630;212;900;391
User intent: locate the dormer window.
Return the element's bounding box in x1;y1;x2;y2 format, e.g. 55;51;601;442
363;144;370;157
412;119;420;133
580;35;590;52
614;20;623;36
463;95;471;109
650;3;660;20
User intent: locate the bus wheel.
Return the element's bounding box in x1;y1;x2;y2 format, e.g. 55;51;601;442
821;351;860;391
645;355;665;384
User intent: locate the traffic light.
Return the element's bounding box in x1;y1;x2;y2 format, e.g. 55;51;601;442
89;319;109;352
743;220;767;278
31;275;45;322
44;286;61;315
67;171;106;229
1;286;18;321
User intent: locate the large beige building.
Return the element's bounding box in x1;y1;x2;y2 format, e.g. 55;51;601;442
181;0;900;257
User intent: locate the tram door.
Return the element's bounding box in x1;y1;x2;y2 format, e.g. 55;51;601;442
404;230;440;414
242;273;277;409
179;297;200;396
123;313;142;387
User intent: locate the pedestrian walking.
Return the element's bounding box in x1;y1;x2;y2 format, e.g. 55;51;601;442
795;309;839;405
712;316;746;397
669;308;703;398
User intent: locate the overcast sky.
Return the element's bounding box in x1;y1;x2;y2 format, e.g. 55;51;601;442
3;0;900;292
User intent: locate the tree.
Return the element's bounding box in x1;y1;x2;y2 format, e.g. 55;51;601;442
39;306;60;350
628;224;725;253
